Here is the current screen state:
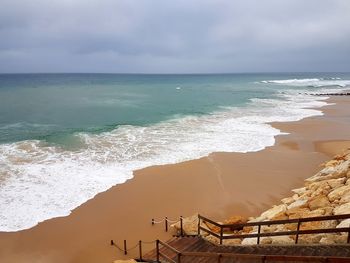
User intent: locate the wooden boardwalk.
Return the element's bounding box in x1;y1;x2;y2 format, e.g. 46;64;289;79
142;236;350;262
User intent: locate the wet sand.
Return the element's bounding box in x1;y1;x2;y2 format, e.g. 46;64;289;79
0;97;350;262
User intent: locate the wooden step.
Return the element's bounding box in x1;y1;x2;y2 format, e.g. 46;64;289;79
142;236;350;262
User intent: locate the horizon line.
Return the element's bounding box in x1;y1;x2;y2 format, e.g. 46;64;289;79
1;71;350;75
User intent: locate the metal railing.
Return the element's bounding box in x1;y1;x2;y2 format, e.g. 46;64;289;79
198;214;350;245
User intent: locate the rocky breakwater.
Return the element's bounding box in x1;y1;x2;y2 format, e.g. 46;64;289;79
172;149;350;245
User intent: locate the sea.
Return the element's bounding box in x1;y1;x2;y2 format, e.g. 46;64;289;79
1;73;350;232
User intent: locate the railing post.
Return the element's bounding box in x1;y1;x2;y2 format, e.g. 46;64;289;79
156;240;160;263
152;218;154;225
123;240;127;255
180;216;183;236
165;217;168;232
177;252;182;263
295;219;301;244
197;215;201;236
347;226;350;243
217;253;222;263
220;226;223;245
257;224;261;244
139;240;142;261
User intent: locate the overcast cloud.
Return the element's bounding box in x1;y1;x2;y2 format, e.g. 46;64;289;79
0;0;349;73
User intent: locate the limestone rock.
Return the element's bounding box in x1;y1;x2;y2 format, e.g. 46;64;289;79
327;178;346;189
171;214;204;236
242;226;253;233
286;208;327;230
204;221;221;234
292;187;307;195
287;207;311;219
222;239;242;245
287;199;308;210
281;196;295;205
334;153;348;161
258;204;287;221
319;234;348;244
204;235;222;245
334;203;350;215
290;207;333;218
260;237;273;244
298;234;324;244
321;206;334;216
270;236;294;244
263;224;288;233
223;215;247;231
307;167;336;181
308;195;331;210
307;181;329;192
224;215;247;224
307;207;332;217
319;237;336;244
339;191;350;204
328;185;350;202
241;236;258;245
334;234;348;243
271;211;289;221
292;194;299;200
336;218;350;229
300;220;337;231
334;160;350;176
324;160;341;168
306;160;349;183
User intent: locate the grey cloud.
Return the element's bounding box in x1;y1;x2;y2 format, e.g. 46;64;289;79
0;0;349;73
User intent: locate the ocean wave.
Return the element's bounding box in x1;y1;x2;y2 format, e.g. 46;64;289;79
0;90;333;232
260;78;350;87
0;122;57;130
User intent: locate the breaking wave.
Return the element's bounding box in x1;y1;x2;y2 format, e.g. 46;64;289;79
0;88;344;231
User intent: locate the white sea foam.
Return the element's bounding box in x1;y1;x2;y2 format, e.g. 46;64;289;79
261;78;350;87
0;90;336;231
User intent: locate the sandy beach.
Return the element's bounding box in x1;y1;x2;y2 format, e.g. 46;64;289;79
1;96;350;263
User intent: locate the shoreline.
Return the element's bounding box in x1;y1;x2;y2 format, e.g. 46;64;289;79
1;97;350;262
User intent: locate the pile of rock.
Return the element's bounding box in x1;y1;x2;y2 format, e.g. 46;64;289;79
173;149;350;245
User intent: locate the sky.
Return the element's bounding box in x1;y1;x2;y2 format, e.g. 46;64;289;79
0;0;350;73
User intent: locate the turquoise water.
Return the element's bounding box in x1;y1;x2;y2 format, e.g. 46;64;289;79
2;73;349;145
0;73;266;144
0;72;350;232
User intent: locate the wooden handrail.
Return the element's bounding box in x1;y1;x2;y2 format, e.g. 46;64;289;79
219;227;350;240
198;213;350;245
198;214;222;227
157;239;181;254
200;213;350;229
199;226;221;239
154;240;350;262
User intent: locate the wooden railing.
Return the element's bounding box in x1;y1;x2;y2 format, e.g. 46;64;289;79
155;239;350;263
156;240;181;263
198;214;350;245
